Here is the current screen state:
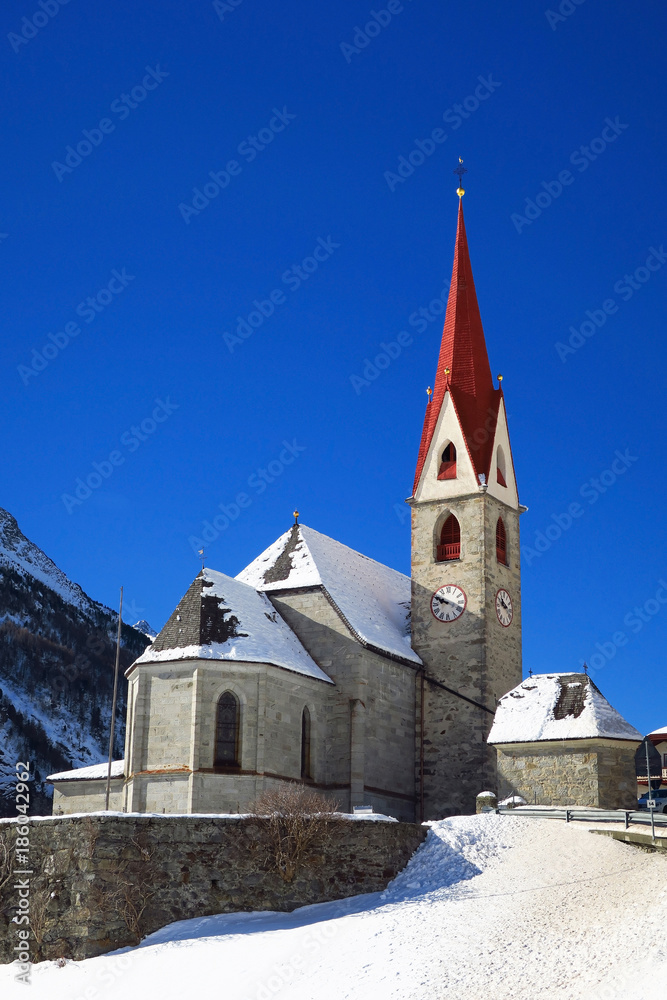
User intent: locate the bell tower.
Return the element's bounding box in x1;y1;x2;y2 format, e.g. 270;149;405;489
409;191;523;820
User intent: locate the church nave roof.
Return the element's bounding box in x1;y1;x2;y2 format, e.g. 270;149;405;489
237;523;421;666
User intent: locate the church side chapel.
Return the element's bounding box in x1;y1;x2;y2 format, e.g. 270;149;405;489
50;180;637;820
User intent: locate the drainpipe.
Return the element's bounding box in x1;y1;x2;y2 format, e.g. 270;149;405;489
419;669;425;823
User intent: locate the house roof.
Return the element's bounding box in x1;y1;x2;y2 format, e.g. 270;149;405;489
48;759;125;783
488;673;643;745
413;200;503;494
236;523;421;666
132;568;333;683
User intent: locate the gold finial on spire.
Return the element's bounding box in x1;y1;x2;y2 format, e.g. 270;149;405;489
497;373;503;385
293;509;300;524
454;157;467;197
444;367;451;384
426;386;432;402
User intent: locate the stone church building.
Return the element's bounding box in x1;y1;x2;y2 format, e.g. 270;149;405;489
50;197;525;822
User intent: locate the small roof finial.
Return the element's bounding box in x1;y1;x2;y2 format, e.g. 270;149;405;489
454;157;467;198
583;662;588;675
528;668;533;677
198;547;205;571
426;386;432;403
497;373;503;385
293;509;300;524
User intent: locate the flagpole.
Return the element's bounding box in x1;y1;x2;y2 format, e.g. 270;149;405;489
105;586;123;811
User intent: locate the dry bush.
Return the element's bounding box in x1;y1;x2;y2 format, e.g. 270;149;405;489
93;835;165;942
0;829;13;901
253;783;339;883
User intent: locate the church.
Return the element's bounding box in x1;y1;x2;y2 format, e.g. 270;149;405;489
50;193;525;822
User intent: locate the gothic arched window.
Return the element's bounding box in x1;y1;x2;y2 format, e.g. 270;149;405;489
301;707;312;780
438;442;457;480
214;692;240;767
437;514;461;562
497;446;507;488
496;517;507;565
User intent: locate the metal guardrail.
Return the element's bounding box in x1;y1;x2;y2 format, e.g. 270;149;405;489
496;806;667;830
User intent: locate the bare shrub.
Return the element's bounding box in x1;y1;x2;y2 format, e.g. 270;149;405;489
0;829;13;901
253;783;339;883
93;835;165;943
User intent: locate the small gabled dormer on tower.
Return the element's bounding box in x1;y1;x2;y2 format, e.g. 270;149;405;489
409;182;523;820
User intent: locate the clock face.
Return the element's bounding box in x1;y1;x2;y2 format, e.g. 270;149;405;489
431;585;466;623
495;588;513;627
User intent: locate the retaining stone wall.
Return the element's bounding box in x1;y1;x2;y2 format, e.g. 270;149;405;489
0;813;426;964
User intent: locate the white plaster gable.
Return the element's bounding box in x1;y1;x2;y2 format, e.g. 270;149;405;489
485;397;519;509
414;391;480;502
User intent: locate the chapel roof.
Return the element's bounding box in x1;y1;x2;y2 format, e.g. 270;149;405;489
488;673;643;745
131;568;333;683
236;523;421;666
413;199;503;494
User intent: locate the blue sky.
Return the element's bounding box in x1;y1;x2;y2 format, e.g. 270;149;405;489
2;0;666;734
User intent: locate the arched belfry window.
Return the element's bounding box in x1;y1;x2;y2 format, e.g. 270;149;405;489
438;442;457;480
497;446;507;488
215;692;240;767
301;707;312;780
496;517;507;565
437;514;461;562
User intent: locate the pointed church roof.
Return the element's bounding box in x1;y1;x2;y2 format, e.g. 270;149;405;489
237;524;421;666
488;673;643;744
132;568;332;683
413;200;503;494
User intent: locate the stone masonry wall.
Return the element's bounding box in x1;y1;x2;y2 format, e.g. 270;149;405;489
496;740;640;808
0;814;426;964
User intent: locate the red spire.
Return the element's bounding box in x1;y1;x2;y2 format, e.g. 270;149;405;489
413;200;501;494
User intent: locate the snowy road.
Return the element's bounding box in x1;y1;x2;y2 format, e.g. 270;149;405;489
2;815;666;999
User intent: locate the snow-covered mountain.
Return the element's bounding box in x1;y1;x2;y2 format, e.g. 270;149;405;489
0;507;150;816
133;619;157;640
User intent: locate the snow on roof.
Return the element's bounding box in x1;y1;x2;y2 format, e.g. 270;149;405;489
236;524;421;666
488;673;643;744
650;725;667;737
47;759;125;783
135;568;333;684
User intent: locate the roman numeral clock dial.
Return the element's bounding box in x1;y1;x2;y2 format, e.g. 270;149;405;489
431;585;466;623
495;588;513;627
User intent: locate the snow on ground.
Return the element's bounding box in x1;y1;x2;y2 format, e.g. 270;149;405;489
2;814;667;999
